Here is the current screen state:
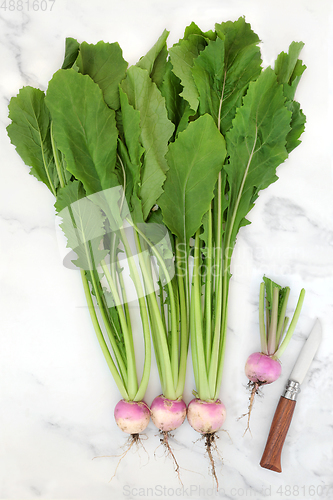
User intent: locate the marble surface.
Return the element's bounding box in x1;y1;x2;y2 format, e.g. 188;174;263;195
1;0;333;499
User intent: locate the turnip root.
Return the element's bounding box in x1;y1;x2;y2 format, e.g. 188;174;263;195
241;277;305;435
150;395;187;479
187;398;226;487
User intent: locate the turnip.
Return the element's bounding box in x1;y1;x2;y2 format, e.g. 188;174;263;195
150;395;187;433
150;395;186;475
241;277;305;435
114;400;151;435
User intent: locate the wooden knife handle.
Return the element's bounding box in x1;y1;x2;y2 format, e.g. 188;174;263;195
260;396;296;472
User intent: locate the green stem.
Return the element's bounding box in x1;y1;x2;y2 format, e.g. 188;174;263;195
147;295;166;393
190;282;199;388
274;289;306;360
132;228;176;400
212;172;223;335
118;226;151;402
66;203;128;385
267;287;279;355
213;256;230;400
204;208;213;368
88;265;128;385
41;136;56;197
126;218;179;393
193;231;210;401
275;287;290;350
158;280;167;334
208;177;223;396
266;298;270;342
101;259;138;400
50;121;66;189
175;244;188;397
259;282;268;354
81;270;128;400
116;257;132;340
277;316;290;350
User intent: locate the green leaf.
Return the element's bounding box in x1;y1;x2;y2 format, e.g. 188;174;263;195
45;69;119;195
224;68;292;252
76;41;128;110
61;37;80;69
160;60;194;135
169;33;208;111
136;29;169;88
54;178;85;212
274;41;306;99
117;139;144;223
7;86;59;196
263;276;289;322
285;100;306;153
121;65;174;219
193;17;262;134
215;16;260;63
55;181;107;270
263;276;281;309
158;114;227;244
119;87;144;170
184;21;216;41
274;42;306;153
191;36;225;125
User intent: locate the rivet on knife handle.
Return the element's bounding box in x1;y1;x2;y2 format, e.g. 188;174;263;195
260;380;300;472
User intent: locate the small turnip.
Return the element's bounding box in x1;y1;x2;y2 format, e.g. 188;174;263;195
242;277;305;435
150;395;187;478
114;399;150;435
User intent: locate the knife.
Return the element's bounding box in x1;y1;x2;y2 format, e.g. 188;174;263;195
260;319;322;472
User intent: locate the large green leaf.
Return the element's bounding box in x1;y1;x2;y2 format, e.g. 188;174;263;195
224;68;292;252
184;21;217;41
160;60;194;135
215;17;260;66
121;65;174;220
45;69;119;195
76;41;128;110
274;41;306;100
61;37;80;69
7;86;59;195
136;29;169;88
158;114;227;244
118;87;144;222
169;33;208;111
274;42;306;153
193;17;262;134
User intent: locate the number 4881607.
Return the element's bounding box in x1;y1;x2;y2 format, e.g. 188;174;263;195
0;0;56;11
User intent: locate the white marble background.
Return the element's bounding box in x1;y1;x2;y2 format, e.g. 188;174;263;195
1;0;333;499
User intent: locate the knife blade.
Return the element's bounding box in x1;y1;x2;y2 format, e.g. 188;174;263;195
260;319;322;472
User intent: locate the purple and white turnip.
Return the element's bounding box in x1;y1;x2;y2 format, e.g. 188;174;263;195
242;277;305;435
